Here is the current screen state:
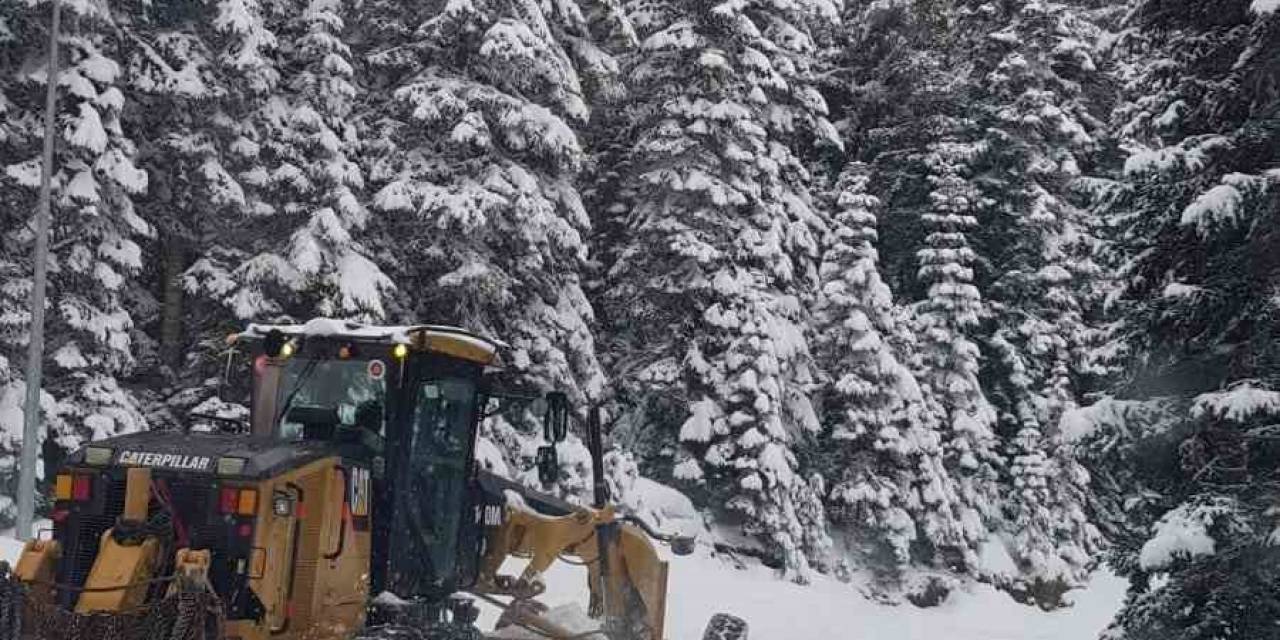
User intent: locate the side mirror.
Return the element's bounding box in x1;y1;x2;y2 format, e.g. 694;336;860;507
217;346;243;404
542;391;569;443
536;445;559;486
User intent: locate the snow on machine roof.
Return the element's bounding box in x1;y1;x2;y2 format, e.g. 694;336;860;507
237;318;506;366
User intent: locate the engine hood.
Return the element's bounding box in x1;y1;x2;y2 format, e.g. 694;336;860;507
63;430;374;478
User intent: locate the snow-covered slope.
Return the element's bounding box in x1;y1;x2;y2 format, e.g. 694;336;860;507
481;549;1127;640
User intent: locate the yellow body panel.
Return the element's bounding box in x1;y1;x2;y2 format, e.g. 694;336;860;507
14;539;61;606
122;467;151;521
240;456;371;640
410;330;499;365
75;534;161;613
477;502;671;640
76;467;161;613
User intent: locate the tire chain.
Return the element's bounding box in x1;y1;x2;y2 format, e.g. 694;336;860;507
354;623;485;640
0;565;225;640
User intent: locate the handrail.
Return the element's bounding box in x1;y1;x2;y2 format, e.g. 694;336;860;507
323;466;348;560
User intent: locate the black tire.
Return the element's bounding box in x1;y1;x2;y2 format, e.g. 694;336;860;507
701;613;748;640
352;625;427;640
353;623;485;640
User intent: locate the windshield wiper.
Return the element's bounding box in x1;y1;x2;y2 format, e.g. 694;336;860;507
275;359;321;427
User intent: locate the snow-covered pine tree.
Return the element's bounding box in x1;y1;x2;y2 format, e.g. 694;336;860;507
1078;1;1280;637
355;0;622;488
912;145;1001;572
177;0;285;328
114;0;265;424
600;0;840;580
815;162;957;577
958;0;1107;603
0;0;150;523
249;0;391;320
180;0;392;327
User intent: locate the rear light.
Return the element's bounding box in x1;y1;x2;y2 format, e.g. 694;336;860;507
220;488;239;514
72;475;92;501
220;487;259;516
55;474;72;501
237;489;258;516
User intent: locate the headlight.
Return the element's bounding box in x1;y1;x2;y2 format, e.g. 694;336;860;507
84;447;113;466
217;457;248;476
272;494;293;517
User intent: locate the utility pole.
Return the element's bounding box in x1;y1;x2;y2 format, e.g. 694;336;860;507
17;0;63;542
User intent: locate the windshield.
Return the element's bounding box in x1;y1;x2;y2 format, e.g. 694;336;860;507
275;358;387;441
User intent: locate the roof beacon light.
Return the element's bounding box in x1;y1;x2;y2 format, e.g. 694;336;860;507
263;329;287;357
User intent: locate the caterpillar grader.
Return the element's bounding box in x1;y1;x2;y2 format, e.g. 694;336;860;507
0;320;748;640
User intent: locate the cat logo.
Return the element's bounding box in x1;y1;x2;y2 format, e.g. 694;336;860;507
349;467;371;517
117;451;213;472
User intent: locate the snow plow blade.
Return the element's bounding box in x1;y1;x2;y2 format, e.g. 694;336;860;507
0;561;224;640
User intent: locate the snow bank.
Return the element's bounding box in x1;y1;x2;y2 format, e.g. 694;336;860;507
489;604;607;639
1252;0;1279;14
0;536;24;565
606;451;704;538
1;520;62;564
977;537;1019;578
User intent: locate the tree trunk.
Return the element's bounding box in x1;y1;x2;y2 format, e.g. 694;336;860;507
160;236;185;369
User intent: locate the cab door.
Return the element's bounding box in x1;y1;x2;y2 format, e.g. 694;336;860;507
385;372;479;597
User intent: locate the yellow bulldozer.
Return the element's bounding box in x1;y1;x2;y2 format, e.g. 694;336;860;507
0;320;748;640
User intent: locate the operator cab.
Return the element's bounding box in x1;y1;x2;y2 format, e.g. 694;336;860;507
237;320;504;599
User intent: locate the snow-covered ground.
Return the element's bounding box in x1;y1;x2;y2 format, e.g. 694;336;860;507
0;535;25;566
481;549;1128;640
0;534;1126;640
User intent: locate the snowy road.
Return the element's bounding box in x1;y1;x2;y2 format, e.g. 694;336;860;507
0;536;1125;640
483;550;1127;640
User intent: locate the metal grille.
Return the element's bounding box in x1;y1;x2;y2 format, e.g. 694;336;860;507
56;475;126;608
154;476;221;549
53;473;226;611
289;469;328;634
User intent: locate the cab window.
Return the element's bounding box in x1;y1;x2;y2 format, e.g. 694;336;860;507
275;358;387;441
